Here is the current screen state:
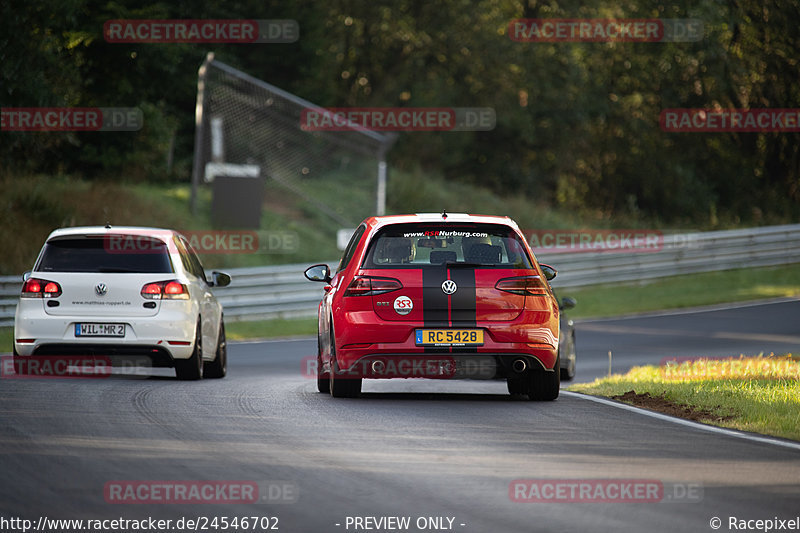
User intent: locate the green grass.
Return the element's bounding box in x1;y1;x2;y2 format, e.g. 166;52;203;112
556;264;800;319
0;328;12;354
570;355;800;441
225;318;317;341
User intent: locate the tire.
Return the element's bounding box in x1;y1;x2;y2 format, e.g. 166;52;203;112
316;337;330;393
329;332;360;398
203;320;227;379
528;355;560;401
175;320;203;381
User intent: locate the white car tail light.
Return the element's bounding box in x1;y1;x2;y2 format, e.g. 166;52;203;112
140;280;190;300
21;278;62;298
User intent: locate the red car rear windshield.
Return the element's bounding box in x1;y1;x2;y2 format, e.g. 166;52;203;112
362;224;533;268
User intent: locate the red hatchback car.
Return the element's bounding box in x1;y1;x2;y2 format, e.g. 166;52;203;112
304;213;562;400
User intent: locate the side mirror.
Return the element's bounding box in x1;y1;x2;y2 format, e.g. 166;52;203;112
22;271;31;282
540;264;557;281
559;296;577;311
305;264;332;283
210;271;232;288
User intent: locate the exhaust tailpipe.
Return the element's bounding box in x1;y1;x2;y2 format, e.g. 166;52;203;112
512;359;527;373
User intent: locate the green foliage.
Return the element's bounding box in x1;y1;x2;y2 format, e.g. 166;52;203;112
1;0;798;225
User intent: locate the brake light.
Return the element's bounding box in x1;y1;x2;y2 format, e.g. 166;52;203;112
21;278;62;298
164;281;184;295
140;280;189;300
44;282;59;293
344;276;402;296
142;283;162;295
495;276;548;296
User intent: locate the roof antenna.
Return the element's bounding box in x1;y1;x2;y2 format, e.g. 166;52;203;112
441;209;448;220
105;222;112;229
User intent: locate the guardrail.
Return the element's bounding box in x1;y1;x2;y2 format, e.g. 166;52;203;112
2;224;799;326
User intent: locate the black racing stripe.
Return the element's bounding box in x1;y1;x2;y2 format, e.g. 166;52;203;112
448;268;477;353
422;265;450;353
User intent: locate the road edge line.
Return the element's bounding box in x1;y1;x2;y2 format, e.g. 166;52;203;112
561;390;800;452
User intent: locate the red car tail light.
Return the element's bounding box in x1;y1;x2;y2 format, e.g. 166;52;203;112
344;276;403;296
140;280;190;300
21;278;62;298
495;275;548;296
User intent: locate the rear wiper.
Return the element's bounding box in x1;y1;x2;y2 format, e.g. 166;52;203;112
97;267;141;273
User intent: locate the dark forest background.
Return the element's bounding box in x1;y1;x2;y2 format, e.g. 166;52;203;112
2;0;798;227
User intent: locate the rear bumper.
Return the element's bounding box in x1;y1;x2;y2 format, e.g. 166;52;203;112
17;344;177;367
336;351;556;380
14;303;196;361
334;319;558;378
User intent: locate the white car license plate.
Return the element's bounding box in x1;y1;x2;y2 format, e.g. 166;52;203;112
75;323;126;337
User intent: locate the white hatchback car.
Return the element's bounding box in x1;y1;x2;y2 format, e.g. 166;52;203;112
13;226;231;380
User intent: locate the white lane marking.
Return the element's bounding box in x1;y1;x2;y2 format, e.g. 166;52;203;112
562;391;800;452
575;296;800;323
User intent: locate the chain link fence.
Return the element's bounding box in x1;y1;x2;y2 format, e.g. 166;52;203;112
190;53;395;255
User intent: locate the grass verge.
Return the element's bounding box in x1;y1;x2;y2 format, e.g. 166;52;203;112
556;264;800;319
569;355;800;441
225;318;317;341
0;328;12;353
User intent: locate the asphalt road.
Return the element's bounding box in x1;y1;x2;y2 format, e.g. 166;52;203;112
1;299;799;533
573;297;800;382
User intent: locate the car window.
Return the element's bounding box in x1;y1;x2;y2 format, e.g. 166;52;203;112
362;224;533;268
175;236;208;282
337;224;367;273
35;236;174;273
184;239;209;282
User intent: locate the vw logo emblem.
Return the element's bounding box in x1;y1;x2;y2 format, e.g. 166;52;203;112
95;283;108;296
441;280;457;295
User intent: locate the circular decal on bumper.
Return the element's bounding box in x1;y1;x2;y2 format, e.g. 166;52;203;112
393;295;413;315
